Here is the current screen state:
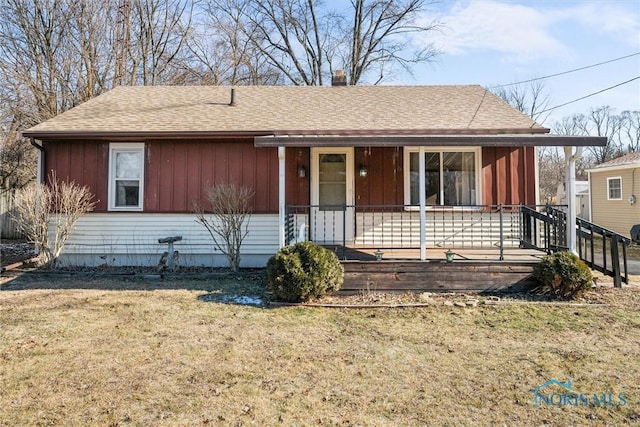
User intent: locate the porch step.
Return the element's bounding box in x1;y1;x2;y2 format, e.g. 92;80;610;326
341;260;537;293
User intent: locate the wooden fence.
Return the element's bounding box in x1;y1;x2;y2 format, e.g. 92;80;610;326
0;190;24;239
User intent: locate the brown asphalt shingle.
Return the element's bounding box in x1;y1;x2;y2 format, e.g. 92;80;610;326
592;152;640;169
24;85;546;136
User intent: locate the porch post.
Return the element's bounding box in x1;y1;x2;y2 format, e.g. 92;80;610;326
278;146;286;249
564;146;583;254
419;146;426;260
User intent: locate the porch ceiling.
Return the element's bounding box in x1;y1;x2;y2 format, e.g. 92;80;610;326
254;134;607;147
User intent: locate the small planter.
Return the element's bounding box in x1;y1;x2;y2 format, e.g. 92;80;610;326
445;249;455;263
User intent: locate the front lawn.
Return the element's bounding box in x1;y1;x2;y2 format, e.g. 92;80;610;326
1;273;639;426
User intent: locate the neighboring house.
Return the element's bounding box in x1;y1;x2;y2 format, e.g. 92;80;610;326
23;82;603;267
556;181;590;220
588;152;640;238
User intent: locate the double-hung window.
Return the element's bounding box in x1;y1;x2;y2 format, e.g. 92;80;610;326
405;147;480;207
607;177;622;200
109;143;145;211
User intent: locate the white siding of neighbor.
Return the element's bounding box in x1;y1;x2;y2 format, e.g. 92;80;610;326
54;213;279;267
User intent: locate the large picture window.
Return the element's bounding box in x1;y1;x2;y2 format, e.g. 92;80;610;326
405;148;480;207
109;143;144;211
607;177;622;200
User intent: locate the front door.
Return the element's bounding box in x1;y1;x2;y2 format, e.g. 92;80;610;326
311;147;354;244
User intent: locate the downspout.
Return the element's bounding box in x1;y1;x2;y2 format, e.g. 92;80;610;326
419;146;426;260
278;146;286;249
30;137;44;184
564;146;583;254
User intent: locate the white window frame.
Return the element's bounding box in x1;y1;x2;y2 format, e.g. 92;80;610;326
607;176;622;201
108;143;145;211
403;146;482;208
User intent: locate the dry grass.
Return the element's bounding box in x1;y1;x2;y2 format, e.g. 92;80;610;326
1;272;640;426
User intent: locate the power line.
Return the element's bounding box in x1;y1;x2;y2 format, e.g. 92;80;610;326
488;52;640;89
534;76;640;117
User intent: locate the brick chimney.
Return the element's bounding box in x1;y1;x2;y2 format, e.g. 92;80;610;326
331;70;347;86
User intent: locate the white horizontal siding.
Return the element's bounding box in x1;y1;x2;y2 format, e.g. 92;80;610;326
52;213;279;267
287;210;523;249
355;211;522;248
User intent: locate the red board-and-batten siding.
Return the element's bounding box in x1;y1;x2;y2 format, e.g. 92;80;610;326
43;139;280;213
43;140;537;211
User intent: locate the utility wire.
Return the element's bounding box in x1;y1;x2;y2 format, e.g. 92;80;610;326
488;52;640;89
533;76;640;117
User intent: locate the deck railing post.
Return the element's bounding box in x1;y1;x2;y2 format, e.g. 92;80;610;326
342;204;347;260
499;204;504;260
611;234;621;288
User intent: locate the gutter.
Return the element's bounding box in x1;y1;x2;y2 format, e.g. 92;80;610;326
254;134;608;148
29;137;44;151
20;127;551;141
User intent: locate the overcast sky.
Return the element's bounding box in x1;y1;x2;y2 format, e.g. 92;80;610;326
402;0;640;126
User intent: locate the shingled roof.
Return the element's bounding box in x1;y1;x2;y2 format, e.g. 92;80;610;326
590;152;640;170
24;85;547;138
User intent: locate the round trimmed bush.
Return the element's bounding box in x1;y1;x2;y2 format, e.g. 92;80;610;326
532;251;593;300
266;242;344;302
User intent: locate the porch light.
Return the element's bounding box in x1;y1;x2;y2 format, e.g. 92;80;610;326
297;165;307;178
374;249;384;261
359;164;368;177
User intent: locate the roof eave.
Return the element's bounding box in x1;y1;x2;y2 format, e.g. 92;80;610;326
254;134;607;148
21;130;272;141
22;127;549;141
587;162;640;173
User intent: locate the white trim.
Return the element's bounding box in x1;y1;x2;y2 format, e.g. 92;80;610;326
311;147;355;207
403;146;482;207
418;146;426;260
587;162;640;173
108;143;145;211
310;147;355;243
607;176;623;200
278;147;286;248
534;146;540;204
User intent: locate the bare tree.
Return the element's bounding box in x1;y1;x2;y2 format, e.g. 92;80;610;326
0;132;36;192
188;0;282;85
551;115;593;177
0;0;75;124
14;173;96;268
127;0;194;85
619;110;640;153
207;0;441;86
490;81;551;123
576;107;623;164
344;0;441;85
195;183;254;272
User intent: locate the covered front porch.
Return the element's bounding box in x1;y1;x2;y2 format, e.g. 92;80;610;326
256;133;607;292
284;203;561;293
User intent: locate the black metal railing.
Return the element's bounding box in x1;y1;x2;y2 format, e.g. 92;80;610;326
286;204;545;260
576;218;630;287
286;203;630;286
520;205;629;287
520;205;568;253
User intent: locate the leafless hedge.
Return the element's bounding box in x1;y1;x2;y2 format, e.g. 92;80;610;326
14;174;96;268
195;183;253;272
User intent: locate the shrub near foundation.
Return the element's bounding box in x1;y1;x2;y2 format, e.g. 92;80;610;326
266;242;344;302
533;251;593;300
